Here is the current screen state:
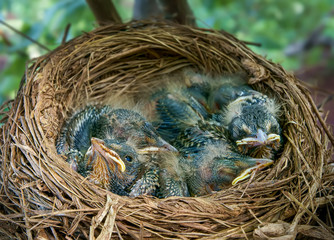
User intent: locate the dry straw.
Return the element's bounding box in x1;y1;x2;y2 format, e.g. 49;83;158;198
0;21;333;239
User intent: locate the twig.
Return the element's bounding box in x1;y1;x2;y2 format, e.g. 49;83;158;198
242;40;262;47
61;24;71;44
284;191;334;237
305;93;334;145
0;19;50;51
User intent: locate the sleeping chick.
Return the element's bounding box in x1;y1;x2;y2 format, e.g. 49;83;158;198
152;87;273;196
180;141;273;196
183;71;282;158
174;123;273;196
209;78;281;158
56;106;186;197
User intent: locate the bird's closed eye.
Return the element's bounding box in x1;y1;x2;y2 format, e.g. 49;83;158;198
265;121;272;132
241;124;252;135
266;118;280;135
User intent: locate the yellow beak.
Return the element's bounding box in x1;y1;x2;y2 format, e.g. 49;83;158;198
232;158;273;185
236;130;280;147
88;137;126;172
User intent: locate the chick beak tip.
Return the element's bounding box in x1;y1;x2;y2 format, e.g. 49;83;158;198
162;143;178;152
256;158;274;167
156;138;178;152
232;158;273;185
256;129;267;143
237;130;280;148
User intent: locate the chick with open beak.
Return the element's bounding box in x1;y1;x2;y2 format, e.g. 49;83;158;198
83;137;187;197
83;137;157;196
83;137;126;189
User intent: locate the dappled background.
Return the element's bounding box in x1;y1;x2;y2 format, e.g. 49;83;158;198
1;0;333;126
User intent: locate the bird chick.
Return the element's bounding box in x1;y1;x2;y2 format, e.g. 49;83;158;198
56;105;181;197
84;137;161;196
174;123;273;197
182;71;282;158
151;88;273;196
84;137;189;197
151;85;210;142
181;141;273;196
57;106;176;170
211;82;281;158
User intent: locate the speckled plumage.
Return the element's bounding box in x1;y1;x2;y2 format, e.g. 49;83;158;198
181;72;282;158
211;83;281;158
56;106;107;170
56;106;187;197
152;88;273;196
152;88;209;142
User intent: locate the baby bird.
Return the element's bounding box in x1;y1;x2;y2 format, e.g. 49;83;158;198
174;123;273;196
183;71;282;158
181;141;273;196
56;106;176;171
84;137;161;196
56;106;185;197
209;80;281;158
152;88;273;196
86;137;185;197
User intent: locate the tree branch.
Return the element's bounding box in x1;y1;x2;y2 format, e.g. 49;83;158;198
158;0;196;26
133;0;196;26
133;0;164;20
86;0;122;26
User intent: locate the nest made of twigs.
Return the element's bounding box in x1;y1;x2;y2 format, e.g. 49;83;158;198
0;21;333;240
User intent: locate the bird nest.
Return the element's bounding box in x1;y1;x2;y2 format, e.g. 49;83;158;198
0;21;333;239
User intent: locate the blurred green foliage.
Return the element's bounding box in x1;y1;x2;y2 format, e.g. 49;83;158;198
0;0;333;104
192;0;333;69
0;0;96;103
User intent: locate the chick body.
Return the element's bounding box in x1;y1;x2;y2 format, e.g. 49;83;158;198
181;142;272;196
152;87;273;196
152;86;209;142
56;106;186;197
183;72;282;158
